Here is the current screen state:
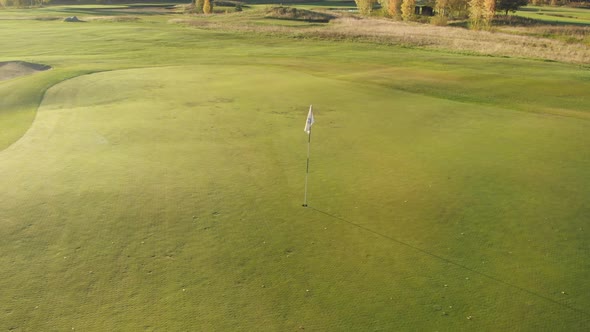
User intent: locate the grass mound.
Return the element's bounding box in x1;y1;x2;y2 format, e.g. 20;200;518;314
265;6;335;22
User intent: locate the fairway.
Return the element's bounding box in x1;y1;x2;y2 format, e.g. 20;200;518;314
1;5;590;331
517;5;590;25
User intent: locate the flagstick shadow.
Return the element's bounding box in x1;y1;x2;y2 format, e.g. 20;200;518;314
307;205;590;318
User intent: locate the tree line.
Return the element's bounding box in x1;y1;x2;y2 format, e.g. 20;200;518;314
0;0;216;12
0;0;44;8
356;0;536;28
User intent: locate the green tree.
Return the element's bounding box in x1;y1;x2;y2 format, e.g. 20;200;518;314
497;0;528;15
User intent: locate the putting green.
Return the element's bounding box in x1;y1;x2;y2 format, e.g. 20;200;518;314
1;65;589;330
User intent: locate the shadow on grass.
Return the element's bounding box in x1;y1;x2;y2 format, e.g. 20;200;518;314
307;205;590;318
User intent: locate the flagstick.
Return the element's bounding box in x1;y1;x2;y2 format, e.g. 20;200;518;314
303;126;311;207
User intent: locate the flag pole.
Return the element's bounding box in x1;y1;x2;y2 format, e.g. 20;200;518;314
303;105;314;207
303;126;311;207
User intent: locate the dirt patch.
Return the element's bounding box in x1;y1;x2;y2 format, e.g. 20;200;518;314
0;61;51;82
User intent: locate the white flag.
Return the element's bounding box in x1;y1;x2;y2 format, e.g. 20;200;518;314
304;105;314;134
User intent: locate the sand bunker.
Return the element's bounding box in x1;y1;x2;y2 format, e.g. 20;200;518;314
0;61;51;81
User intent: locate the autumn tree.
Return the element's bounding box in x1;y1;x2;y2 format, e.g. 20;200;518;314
434;0;448;16
355;0;377;16
435;0;469;20
203;0;212;14
482;0;495;29
432;0;449;24
401;0;416;21
469;0;484;29
195;0;204;13
387;0;402;18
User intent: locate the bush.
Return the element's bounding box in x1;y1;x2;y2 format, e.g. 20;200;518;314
265;6;335;23
430;15;448;25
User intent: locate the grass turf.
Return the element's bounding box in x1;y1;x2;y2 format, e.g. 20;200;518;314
517;5;590;25
0;5;590;331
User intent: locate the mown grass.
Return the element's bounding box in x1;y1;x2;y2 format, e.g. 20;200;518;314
499;6;590;45
0;69;93;150
503;24;590;45
517;5;590;25
0;5;589;331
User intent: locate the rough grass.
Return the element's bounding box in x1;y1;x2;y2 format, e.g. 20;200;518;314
174;10;590;63
505;24;590;45
494;14;590;45
5;4;590;63
322;17;590;62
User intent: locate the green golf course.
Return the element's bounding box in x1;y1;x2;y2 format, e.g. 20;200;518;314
1;3;589;330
